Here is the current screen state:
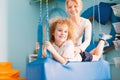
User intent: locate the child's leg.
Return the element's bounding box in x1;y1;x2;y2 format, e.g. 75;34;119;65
90;33;112;61
80;40;105;62
89;48;96;55
91;40;105;61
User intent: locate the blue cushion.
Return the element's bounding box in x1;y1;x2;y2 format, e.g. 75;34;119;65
95;2;112;25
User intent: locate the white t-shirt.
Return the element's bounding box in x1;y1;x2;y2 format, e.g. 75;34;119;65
52;40;82;62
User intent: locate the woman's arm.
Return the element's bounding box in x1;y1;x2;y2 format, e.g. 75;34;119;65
78;19;92;52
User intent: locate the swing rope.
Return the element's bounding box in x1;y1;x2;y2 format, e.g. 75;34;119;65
46;0;50;41
97;0;102;39
37;0;50;58
92;0;95;45
46;0;49;22
45;0;51;57
39;0;42;24
91;0;102;49
37;0;43;58
92;0;102;42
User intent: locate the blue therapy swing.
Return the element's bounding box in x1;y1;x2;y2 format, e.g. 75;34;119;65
26;0;111;80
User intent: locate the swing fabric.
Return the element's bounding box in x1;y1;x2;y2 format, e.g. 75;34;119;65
26;58;111;80
26;0;111;80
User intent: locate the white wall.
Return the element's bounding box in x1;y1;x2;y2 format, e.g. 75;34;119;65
0;0;8;62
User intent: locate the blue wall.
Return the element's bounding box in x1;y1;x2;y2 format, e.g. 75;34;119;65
6;0;120;79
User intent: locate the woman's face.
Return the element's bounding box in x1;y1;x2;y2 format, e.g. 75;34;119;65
53;24;68;45
66;0;81;17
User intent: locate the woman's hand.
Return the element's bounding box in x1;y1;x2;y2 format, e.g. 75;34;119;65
74;47;82;56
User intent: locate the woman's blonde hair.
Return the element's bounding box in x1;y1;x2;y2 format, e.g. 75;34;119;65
49;17;75;43
65;0;83;11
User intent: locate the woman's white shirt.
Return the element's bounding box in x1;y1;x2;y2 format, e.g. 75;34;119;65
74;17;92;52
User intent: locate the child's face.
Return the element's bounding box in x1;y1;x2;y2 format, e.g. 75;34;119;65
66;0;81;17
53;23;68;45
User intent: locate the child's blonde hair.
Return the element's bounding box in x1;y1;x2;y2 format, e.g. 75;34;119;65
50;17;75;43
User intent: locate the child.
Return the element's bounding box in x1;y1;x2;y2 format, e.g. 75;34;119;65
42;18;82;65
36;18;112;65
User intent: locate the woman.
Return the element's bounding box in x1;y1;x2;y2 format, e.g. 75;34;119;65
65;0;112;61
65;0;92;54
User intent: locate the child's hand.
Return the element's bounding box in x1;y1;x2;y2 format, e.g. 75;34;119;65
42;45;47;58
36;42;40;49
44;41;55;53
34;42;40;54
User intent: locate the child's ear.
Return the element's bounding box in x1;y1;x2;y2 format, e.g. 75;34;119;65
52;32;54;36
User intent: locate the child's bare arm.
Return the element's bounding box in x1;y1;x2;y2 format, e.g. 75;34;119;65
45;41;68;65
